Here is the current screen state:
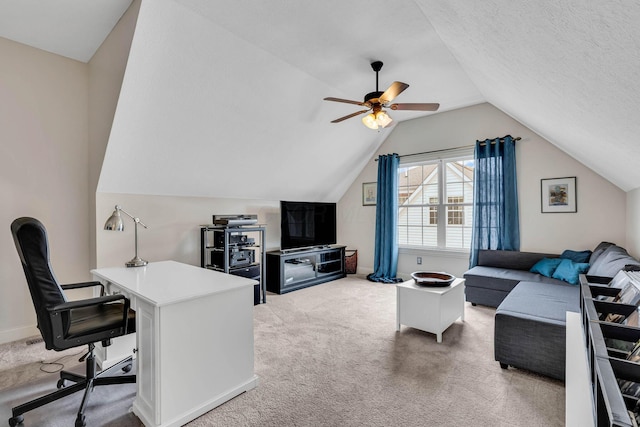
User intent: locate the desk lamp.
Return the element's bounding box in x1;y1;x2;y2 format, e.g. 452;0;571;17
104;205;148;267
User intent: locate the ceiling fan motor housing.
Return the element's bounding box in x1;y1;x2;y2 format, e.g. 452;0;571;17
364;91;384;104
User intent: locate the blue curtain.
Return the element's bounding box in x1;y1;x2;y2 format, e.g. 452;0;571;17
469;135;520;267
367;154;402;283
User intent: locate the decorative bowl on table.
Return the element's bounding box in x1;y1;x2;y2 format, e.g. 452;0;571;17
410;271;455;287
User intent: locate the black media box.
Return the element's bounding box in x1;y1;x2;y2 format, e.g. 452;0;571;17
229;265;261;305
213;230;255;248
211;248;255;268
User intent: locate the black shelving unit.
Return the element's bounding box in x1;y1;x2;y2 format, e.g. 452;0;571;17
200;224;266;304
580;274;640;427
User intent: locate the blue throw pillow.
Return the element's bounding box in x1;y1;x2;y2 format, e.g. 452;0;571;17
552;258;590;285
530;258;563;277
561;249;592;264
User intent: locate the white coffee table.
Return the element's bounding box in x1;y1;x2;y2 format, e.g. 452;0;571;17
396;277;465;343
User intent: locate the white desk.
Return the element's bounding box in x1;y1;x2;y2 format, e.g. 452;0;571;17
91;261;258;427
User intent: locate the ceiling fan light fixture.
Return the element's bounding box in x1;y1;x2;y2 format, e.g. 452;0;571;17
375;110;393;128
362;113;379;130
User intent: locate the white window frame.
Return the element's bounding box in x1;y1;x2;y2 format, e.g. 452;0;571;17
397;148;474;253
447;196;465;225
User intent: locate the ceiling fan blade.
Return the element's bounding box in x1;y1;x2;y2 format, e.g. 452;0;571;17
330;110;370;123
390;103;440;111
379;82;409;104
324;97;369;107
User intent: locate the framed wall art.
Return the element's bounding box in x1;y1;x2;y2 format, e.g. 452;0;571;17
541;176;577;213
362;182;377;206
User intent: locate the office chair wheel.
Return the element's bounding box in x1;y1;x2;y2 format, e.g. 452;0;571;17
75;414;86;427
8;415;24;426
57;379;65;389
122;363;132;373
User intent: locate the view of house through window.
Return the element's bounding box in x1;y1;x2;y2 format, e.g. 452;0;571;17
398;155;474;250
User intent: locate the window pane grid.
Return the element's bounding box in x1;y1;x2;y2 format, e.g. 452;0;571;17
398;156;474;250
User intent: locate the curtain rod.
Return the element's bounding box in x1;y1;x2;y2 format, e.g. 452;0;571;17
374;136;521;161
478;136;522;146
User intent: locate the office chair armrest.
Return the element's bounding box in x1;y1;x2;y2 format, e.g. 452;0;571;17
48;294;132;350
61;281;105;296
50;293;127;312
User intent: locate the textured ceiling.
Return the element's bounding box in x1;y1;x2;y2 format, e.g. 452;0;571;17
417;0;640;191
3;0;639;198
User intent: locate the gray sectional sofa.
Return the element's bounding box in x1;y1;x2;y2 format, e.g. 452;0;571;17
464;250;566;308
464;243;640;380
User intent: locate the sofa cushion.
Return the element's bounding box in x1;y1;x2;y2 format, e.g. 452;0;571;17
588;245;640;278
530;257;563;277
552;259;590;285
496;281;580;322
477;250;558;271
464;266;566;293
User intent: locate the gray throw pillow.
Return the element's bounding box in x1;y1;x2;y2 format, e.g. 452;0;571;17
589;241;614;265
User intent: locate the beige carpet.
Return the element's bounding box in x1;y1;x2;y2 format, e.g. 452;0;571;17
0;276;565;426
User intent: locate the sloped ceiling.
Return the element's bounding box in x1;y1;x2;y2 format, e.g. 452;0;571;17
416;0;640;192
0;0;132;62
2;0;639;198
98;0;482;202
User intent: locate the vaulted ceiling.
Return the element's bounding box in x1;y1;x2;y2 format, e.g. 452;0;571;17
0;0;131;62
2;0;639;200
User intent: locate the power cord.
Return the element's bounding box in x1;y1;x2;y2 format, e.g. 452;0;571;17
39;349;84;374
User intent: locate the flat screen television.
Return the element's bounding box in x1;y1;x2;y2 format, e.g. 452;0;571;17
280;201;337;251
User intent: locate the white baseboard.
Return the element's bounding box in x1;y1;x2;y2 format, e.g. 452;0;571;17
0;324;39;345
355;267;371;276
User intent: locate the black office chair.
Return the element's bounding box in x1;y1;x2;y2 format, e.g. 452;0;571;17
8;217;136;427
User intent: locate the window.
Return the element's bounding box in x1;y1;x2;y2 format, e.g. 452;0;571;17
447;196;464;225
397;154;474;250
429;197;438;225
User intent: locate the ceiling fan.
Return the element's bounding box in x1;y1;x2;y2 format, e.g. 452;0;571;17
324;61;440;130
